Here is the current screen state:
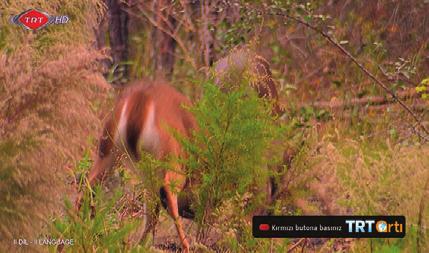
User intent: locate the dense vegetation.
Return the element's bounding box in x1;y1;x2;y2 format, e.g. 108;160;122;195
1;0;428;252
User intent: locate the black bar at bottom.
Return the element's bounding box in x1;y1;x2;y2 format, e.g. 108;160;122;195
253;216;405;238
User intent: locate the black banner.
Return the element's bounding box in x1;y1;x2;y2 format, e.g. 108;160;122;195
253;216;405;238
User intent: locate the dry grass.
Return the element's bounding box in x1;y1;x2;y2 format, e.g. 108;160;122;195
284;120;429;252
0;1;110;251
0;45;110;252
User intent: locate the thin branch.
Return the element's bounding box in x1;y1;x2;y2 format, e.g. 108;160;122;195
270;8;429;140
126;6;197;69
288;238;306;253
302;89;419;110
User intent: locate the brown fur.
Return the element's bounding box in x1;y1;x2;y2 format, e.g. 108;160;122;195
214;48;284;116
77;80;197;252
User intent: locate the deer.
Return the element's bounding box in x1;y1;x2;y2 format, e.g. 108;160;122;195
75;80;197;252
214;47;287;208
214;47;283;117
75;47;285;252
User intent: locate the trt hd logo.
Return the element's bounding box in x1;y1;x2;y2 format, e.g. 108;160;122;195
10;9;69;31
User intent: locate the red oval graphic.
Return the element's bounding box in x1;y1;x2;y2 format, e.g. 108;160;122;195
259;223;270;231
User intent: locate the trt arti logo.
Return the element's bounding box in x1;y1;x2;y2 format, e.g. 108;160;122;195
345;219;404;233
11;9;69;31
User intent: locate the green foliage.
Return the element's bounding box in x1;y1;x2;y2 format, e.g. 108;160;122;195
135;153;167;218
294;106;331;127
217;12;259;51
49;187;138;253
75;151;92;181
416;77;429;100
179;81;284;238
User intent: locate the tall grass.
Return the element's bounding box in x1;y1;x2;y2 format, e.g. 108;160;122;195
289;118;429;252
0;1;109;251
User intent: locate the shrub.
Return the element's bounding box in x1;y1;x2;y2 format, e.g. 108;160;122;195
178;81;284;243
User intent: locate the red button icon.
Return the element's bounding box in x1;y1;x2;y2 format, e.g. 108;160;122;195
259;223;270;231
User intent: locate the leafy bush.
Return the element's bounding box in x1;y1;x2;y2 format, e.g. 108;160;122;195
178;81;284;242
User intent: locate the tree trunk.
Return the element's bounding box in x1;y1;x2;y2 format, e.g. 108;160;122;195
151;0;177;79
199;0;216;67
106;0;129;82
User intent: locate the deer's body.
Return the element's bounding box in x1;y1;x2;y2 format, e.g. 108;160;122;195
83;81;196;252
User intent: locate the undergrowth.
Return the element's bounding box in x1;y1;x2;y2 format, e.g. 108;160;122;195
49;187;138;253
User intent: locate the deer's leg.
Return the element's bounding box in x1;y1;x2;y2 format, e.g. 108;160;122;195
162;185;189;252
162;172;189;252
159;139;190;252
